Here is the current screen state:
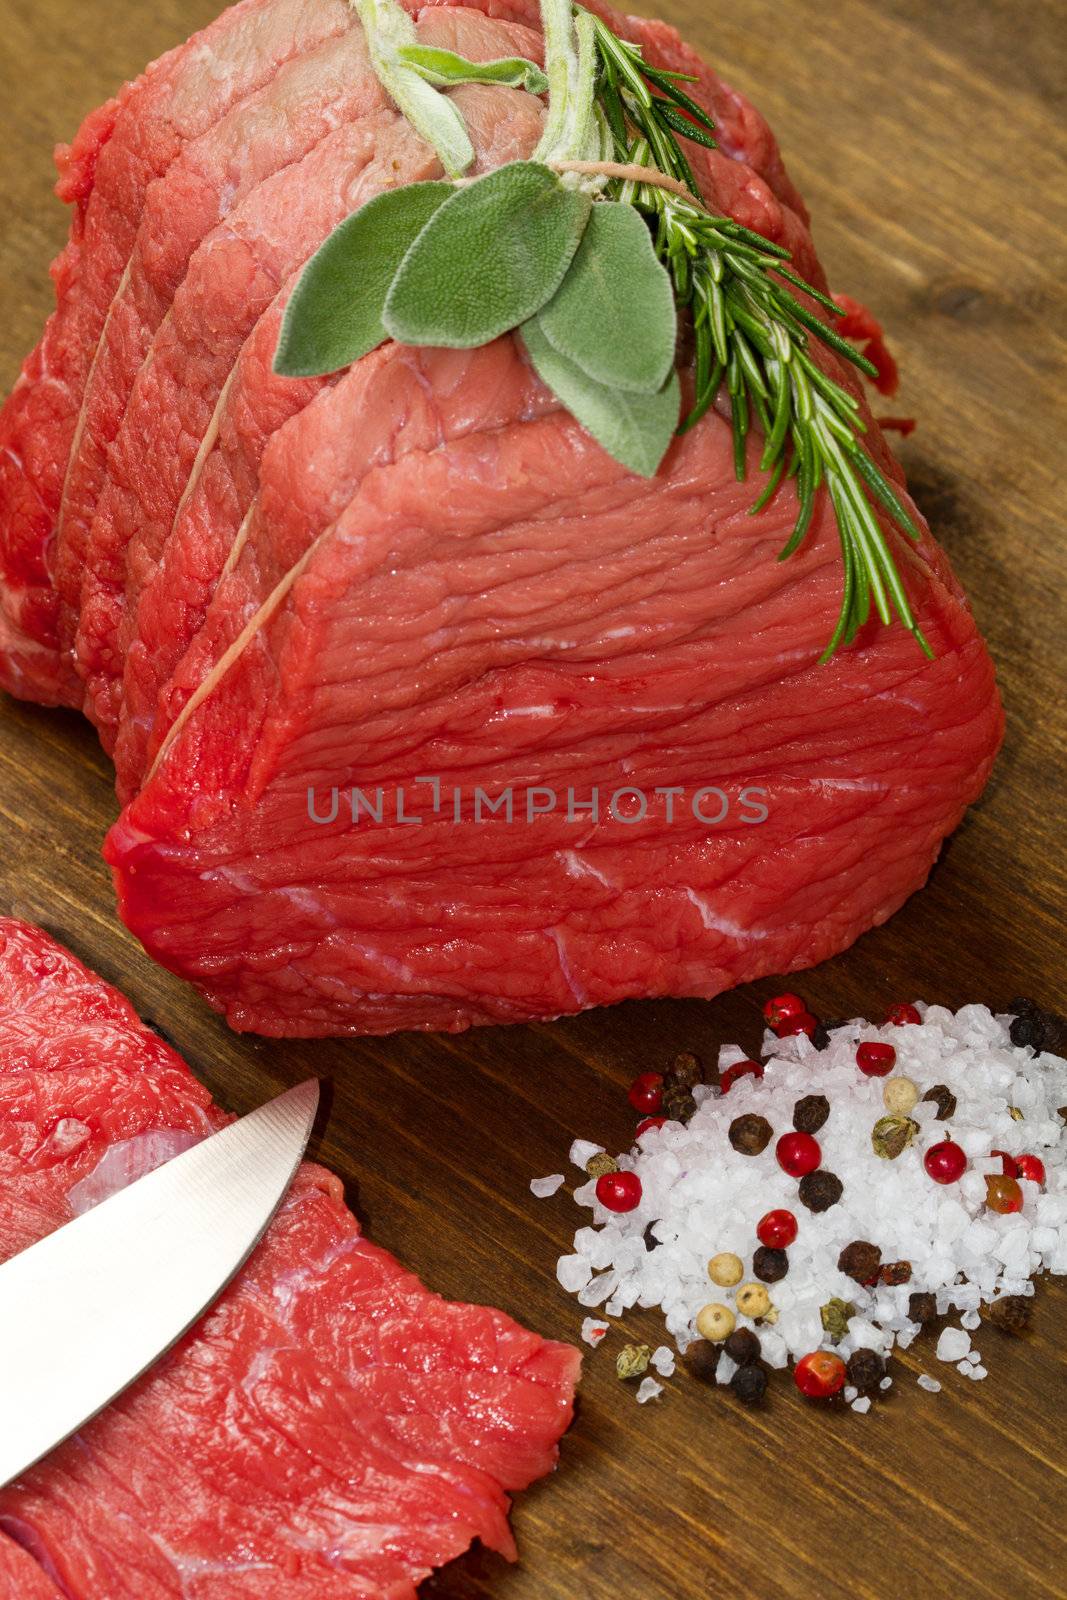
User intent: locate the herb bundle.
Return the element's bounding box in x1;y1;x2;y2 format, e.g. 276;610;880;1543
275;0;930;660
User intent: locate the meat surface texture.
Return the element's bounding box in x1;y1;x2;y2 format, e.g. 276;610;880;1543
0;918;580;1598
0;0;1003;1037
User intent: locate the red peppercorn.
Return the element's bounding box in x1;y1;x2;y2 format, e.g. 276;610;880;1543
885;1003;922;1027
990;1149;1019;1178
595;1170;643;1213
775;1011;819;1039
776;1131;821;1177
794;1350;847;1398
763;992;807;1029
1015;1153;1046;1185
635;1116;666;1138
924;1140;967;1184
627;1072;664;1115
856;1041;896;1077
757;1209;798;1249
720;1059;764;1094
985;1174;1024;1214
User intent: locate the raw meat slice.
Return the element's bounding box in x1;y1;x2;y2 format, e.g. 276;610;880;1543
52;23;388;676
0;0;354;708
0;919;579;1596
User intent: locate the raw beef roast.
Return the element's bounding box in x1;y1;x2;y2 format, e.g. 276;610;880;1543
0;918;579;1597
0;0;1003;1036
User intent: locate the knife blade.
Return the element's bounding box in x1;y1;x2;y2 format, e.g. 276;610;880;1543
0;1077;319;1489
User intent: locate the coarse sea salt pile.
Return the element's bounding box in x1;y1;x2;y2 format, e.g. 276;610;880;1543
543;1004;1067;1395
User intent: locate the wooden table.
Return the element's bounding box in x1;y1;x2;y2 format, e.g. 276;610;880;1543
1;1;1065;1595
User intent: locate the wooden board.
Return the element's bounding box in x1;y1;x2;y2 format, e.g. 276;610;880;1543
1;0;1065;1594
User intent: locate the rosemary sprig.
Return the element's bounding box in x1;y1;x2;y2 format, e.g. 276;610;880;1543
586;11;930;661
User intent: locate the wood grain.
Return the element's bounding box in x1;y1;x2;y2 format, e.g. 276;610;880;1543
1;1;1065;1595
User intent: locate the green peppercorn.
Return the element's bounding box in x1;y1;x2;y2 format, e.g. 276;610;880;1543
820;1298;855;1341
616;1343;651;1380
585;1152;619;1179
871;1114;919;1160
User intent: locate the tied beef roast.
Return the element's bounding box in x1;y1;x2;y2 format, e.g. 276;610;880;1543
0;0;1002;1036
0;918;579;1597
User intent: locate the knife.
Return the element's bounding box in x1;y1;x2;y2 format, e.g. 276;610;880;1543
0;1077;319;1489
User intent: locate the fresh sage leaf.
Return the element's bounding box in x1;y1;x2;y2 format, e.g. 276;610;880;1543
383;161;592;349
396;44;549;96
538;201;677;393
520;316;681;478
274;182;453;378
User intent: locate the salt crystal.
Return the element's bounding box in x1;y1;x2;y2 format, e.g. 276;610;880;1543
960;1309;981;1330
651;1345;676;1377
581;1318;609;1346
556;1254;591;1293
851;1396;872;1414
880;1377;893;1391
843;1385;858;1402
936;1328;971;1363
917;1375;941;1393
569;1140;603;1170
636;1377;663;1404
530;1174;565;1198
971;1365;988;1379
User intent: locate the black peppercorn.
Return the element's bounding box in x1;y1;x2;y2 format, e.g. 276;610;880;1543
730;1362;768;1404
666;1050;703;1090
838;1240;882;1284
662;1084;697;1124
880;1260;912;1286
752;1245;789;1283
798;1169;843;1213
683;1338;722;1382
846;1348;885;1393
642;1223;659;1253
728;1113;773;1156
908;1291;937;1323
724;1327;761;1366
922;1083;957;1121
982;1294;1032;1334
793;1093;830;1134
1009;1013;1044;1049
811;1023;831;1051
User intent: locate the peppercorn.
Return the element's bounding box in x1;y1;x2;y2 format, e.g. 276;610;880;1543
794;1350;847;1398
728;1113;773;1156
1058;1106;1067;1126
730;1362;768;1404
981;1294;1032;1334
763;992;807;1029
1006;1001;1062;1052
922;1083;957;1121
793;1093;830;1134
635;1116;666;1138
616;1343;651;1380
857;1041;896;1077
838;1240;882;1284
585;1152;619;1178
985;1174;1024;1214
846;1348;885;1393
776;1130;821;1176
880;1260;912;1286
642;1223;659;1252
883;1075;920;1115
757;1209;798;1249
595;1170;643;1212
820;1298;855;1341
871;1114;919;1161
798;1169;843;1213
907;1291;938;1324
665;1050;703;1090
724;1328;761;1366
811;1023;831;1051
707;1251;744;1287
720;1059;764;1094
885;1002;922;1026
662;1084;698;1125
735;1282;771;1319
1016;1153;1046;1185
924;1139;967;1184
696;1303;735;1342
1009;1105;1024;1122
752;1245;788;1284
1008;1013;1046;1050
776;1011;819;1039
683;1338;722;1381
